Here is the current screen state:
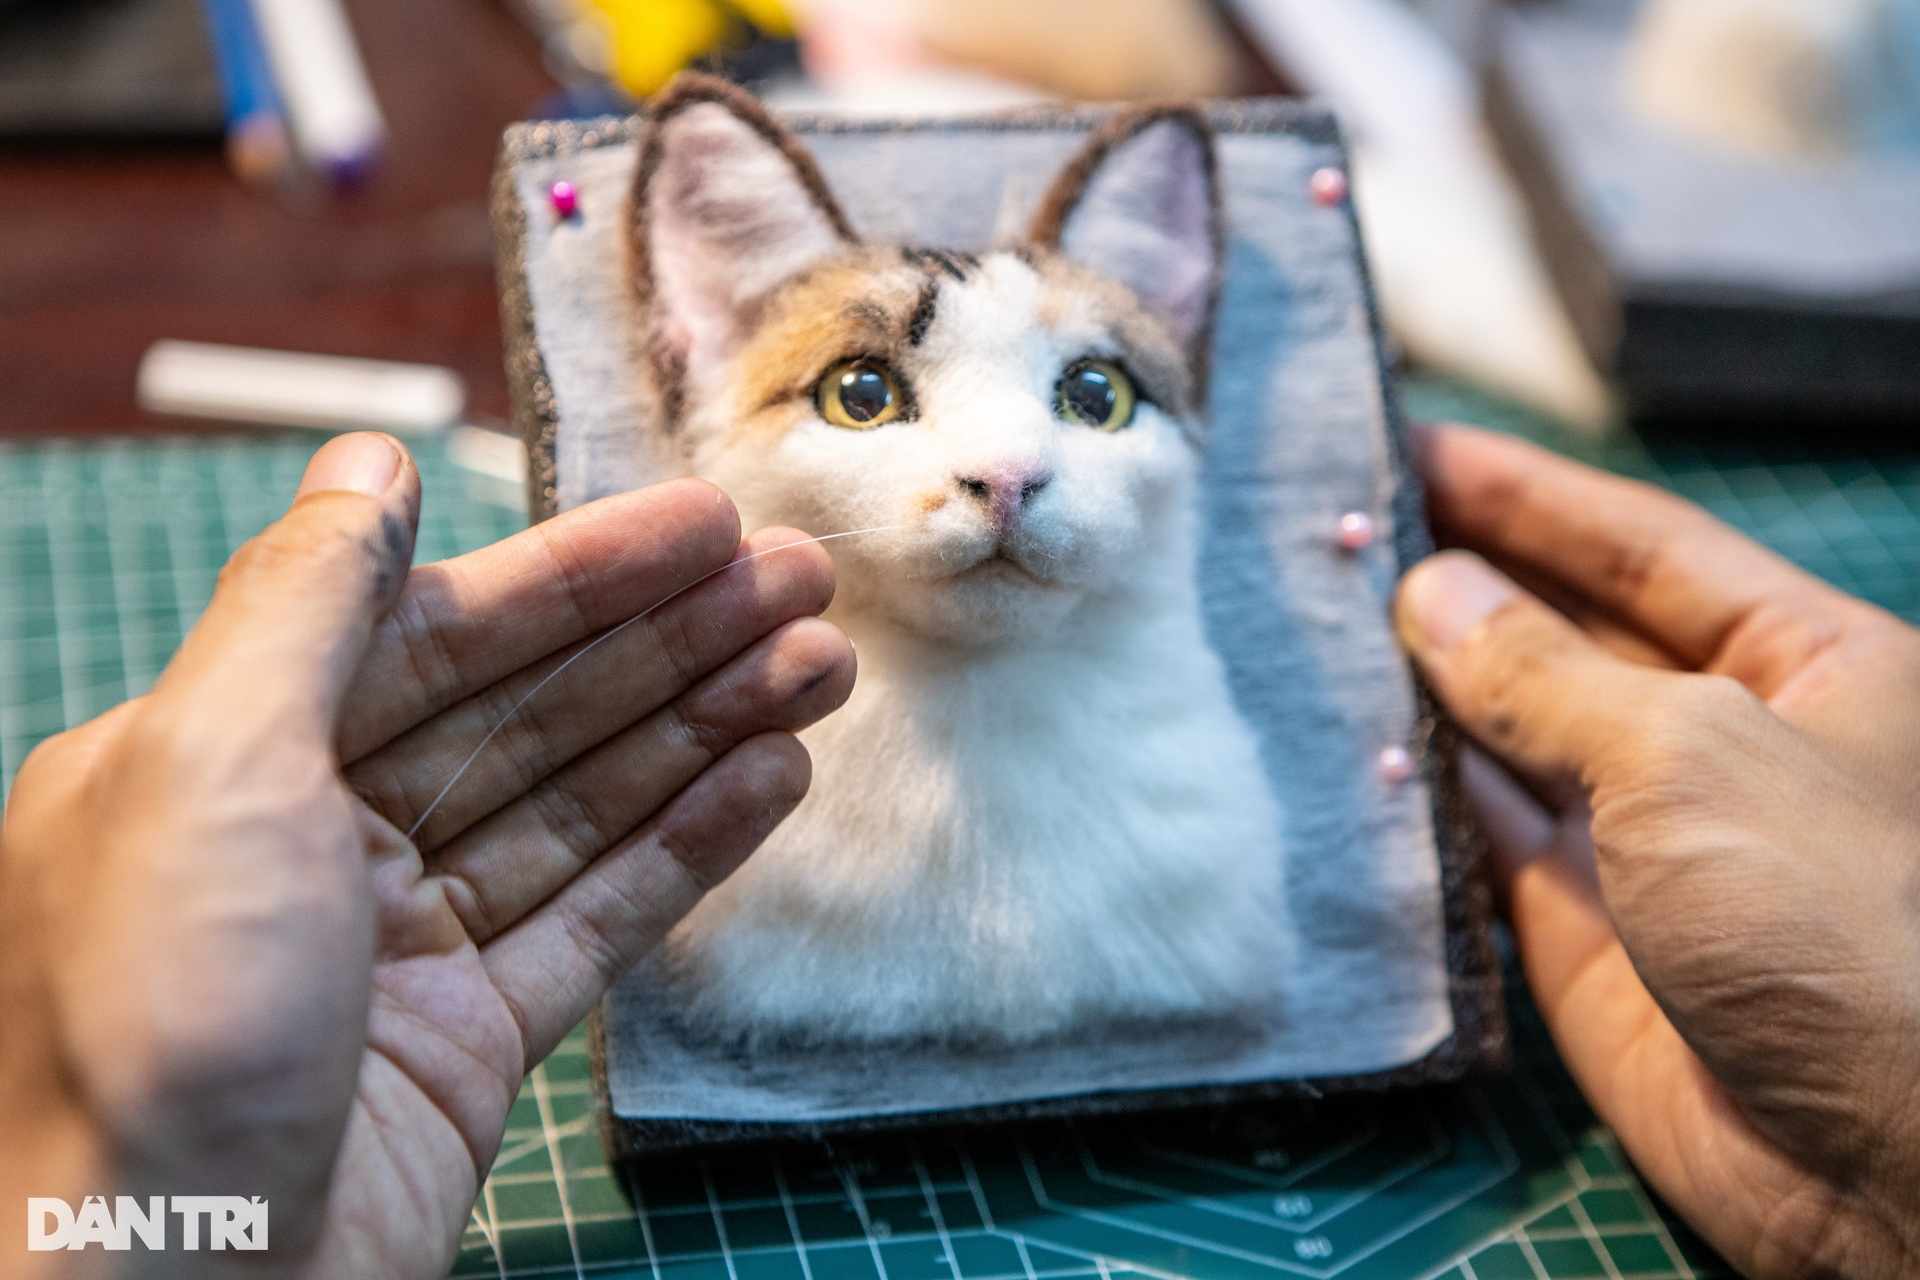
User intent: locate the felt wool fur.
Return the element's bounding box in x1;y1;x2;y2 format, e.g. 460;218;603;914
631;75;1287;1045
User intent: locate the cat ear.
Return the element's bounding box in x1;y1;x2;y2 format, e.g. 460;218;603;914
632;74;856;417
1028;108;1221;359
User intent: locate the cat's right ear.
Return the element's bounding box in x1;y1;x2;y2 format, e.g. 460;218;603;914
632;74;856;420
1027;107;1220;370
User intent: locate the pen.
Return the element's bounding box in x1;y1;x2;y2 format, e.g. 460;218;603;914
199;0;293;185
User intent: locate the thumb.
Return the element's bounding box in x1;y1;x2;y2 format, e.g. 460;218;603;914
1396;551;1676;788
148;432;422;743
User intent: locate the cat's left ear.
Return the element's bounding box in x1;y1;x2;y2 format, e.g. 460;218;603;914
1028;108;1222;363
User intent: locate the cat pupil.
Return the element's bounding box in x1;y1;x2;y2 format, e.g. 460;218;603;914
838;367;892;422
1062;366;1117;424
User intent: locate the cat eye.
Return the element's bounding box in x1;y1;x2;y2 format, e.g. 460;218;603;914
1055;359;1136;432
817;359;907;429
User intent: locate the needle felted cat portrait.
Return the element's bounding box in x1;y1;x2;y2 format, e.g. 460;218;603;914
629;76;1287;1046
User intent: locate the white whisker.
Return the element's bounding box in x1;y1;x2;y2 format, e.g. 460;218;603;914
405;525;901;842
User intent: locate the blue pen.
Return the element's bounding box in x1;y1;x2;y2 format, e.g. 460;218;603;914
199;0;293;185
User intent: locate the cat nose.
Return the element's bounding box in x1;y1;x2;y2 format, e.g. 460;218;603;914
955;466;1052;535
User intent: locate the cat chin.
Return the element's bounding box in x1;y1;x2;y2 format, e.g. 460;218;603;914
856;564;1086;647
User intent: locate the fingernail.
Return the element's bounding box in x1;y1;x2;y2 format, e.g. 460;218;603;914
1401;552;1516;654
297;433;401;499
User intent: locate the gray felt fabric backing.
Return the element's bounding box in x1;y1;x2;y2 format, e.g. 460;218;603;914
490;100;1502;1136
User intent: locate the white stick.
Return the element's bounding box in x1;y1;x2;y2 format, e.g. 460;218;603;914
137;341;464;434
247;0;387;179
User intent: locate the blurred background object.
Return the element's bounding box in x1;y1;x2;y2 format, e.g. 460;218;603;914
887;0;1248;101
1226;0;1615;430
200;0;295;185
1624;0;1920;160
5;0;1919;439
136;341;464;433
0;0;554;437
250;0;387;182
501;0;799;110
1490;0;1920;429
0;0;225;141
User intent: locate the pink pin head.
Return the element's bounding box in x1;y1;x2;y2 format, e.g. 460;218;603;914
1336;511;1374;550
549;180;580;220
1377;746;1415;784
1310;166;1349;207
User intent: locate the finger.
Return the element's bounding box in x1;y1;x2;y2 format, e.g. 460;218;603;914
1459;747;1561;892
1397;550;1693;785
347;527;836;848
1416;423;1863;693
1492;558;1685;672
480;732;811;1062
150;432;420;746
338;478;743;762
430;616;854;942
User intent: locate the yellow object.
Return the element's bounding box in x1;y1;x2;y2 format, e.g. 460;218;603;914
729;0;793;38
580;0;793;97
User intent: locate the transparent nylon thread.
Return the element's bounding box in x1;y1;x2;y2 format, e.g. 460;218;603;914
405;526;900;841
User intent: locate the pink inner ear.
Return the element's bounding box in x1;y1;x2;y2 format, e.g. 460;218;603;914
1057;121;1217;351
646;102;850;383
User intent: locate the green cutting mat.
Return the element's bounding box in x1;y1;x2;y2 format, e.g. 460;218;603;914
5;381;1916;1279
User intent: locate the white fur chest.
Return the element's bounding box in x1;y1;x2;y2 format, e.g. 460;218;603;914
661;584;1287;1045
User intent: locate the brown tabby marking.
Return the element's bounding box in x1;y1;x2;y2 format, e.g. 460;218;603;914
725;246;1196;446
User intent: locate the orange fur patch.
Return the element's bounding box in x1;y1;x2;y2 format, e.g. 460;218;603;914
721;245;1196;444
728;249;929;441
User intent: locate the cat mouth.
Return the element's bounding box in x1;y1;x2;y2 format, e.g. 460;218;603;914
954;550;1062;589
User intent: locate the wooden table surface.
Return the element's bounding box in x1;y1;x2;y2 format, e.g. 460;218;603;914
0;0;558;436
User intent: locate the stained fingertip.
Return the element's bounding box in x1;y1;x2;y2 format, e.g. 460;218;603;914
774;617;857;723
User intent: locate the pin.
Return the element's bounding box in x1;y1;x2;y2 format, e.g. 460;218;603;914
1310;167;1349;207
1336;511;1374;550
1376;746;1414;784
549;180;579;220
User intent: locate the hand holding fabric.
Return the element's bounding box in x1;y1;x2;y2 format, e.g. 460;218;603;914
1398;424;1920;1280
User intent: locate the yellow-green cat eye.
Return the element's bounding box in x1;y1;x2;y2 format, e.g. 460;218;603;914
817;359;906;429
1055;359;1136;431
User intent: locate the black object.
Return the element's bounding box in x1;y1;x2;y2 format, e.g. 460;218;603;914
0;0;223;142
1487;0;1920;427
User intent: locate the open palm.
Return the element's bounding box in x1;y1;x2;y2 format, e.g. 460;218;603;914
0;434;853;1279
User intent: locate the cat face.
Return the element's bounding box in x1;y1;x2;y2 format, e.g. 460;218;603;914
633;76;1222;644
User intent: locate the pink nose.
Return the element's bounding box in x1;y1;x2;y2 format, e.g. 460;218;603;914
956;465;1052;535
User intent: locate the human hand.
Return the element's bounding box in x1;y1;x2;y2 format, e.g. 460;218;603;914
1395;424;1920;1279
0;432;855;1278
